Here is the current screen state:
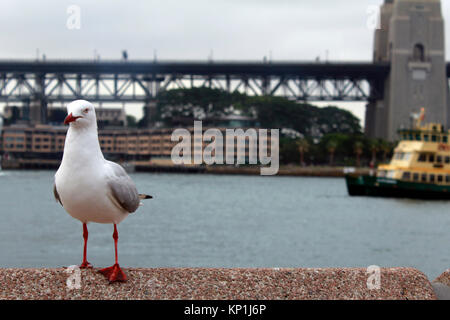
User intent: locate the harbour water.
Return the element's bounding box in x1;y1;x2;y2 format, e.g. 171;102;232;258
0;170;449;280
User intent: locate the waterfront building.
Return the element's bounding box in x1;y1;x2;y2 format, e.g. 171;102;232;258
0;125;272;169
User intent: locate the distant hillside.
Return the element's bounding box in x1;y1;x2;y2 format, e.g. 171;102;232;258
147;88;361;137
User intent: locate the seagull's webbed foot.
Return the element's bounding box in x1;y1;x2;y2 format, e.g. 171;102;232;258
79;261;93;269
98;263;127;283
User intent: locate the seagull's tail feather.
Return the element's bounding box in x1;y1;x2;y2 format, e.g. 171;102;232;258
139;194;153;200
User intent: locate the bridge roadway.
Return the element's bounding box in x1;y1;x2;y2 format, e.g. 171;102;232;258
0;60;390;78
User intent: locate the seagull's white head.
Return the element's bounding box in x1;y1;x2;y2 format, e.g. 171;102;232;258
64;100;97;128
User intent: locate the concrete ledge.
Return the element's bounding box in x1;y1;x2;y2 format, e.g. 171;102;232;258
0;267;436;300
434;269;450;286
433;269;450;300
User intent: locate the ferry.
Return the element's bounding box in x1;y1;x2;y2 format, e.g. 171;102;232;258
346;113;450;199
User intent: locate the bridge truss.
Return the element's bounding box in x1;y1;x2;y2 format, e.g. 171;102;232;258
0;60;391;105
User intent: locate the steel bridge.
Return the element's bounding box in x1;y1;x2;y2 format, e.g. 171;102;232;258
0;60;395;104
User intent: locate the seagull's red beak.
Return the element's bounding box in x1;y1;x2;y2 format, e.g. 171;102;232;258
64;113;81;125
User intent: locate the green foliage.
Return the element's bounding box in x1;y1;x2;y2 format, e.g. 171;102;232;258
237;96;361;136
279;137;301;164
152;87;393;166
277;133;395;166
126;115;137;128
155;88;247;126
353;141;364;155
154;87;362;136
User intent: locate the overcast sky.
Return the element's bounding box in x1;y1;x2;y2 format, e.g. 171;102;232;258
1;0;449;124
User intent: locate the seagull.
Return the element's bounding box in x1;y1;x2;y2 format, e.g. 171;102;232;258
53;100;152;283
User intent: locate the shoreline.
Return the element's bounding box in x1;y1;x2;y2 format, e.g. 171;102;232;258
1;163;373;178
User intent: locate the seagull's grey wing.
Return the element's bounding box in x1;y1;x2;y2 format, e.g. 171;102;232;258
105;161;140;213
53;182;63;206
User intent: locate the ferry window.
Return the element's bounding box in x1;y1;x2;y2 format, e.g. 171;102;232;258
403;153;411;161
424;135;429;141
429;174;435;183
421;173;427;182
438;175;443;183
446;156;450;164
432;135;437;142
429;154;435;162
387;171;396;179
415;134;421;141
402;172;411;180
446;175;450;183
413;173;419;181
437;156;442;163
418;154;427;162
443;136;448;143
409;134;413;141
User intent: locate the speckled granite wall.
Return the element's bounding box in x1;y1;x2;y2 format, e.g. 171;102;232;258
0;267;444;300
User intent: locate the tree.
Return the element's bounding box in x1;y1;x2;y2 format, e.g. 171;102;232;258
296;138;310;166
245;97;362;137
126;115;137;128
154;87;363;136
326;140;338;166
353;141;364;167
379;140;394;163
368;139;380;166
279;137;301;165
155;87;244;126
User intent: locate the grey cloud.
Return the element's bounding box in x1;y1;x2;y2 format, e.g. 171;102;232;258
3;0;445;61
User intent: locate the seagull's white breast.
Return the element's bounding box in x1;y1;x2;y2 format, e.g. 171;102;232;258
55;114;132;224
55;163;129;224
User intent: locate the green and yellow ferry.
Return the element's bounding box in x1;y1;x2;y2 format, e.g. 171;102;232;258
346;122;450;199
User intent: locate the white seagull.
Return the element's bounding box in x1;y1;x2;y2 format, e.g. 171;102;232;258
54;100;152;283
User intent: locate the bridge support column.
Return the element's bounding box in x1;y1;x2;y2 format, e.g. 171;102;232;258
28;99;47;125
29;74;47;125
365;102;376;138
142;100;157;128
370;0;448;141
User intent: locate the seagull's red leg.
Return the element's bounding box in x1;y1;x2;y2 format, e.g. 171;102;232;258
98;224;127;283
79;223;92;269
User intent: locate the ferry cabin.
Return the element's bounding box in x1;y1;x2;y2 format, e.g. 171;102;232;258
377;123;450;185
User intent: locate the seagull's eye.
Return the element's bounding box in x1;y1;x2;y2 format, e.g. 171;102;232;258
83;108;89;114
